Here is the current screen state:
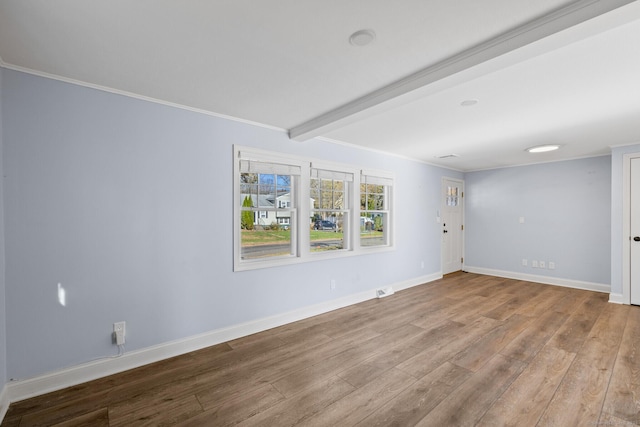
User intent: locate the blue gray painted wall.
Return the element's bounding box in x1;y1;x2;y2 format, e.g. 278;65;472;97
0;66;625;384
611;143;640;296
465;156;611;286
0;67;7;389
1;69;462;380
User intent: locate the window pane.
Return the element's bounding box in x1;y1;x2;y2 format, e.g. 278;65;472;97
239;171;295;260
321;178;333;191
447;185;459;207
361;183;386;210
360;212;387;247
277;174;291;199
241;174;293;209
240;173;258;205
241;211;293;259
310;170;350;253
310;211;345;252
312;178;346;210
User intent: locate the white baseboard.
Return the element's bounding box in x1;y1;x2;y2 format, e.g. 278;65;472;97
7;272;441;404
464;266;610;294
0;384;9;424
608;293;625;304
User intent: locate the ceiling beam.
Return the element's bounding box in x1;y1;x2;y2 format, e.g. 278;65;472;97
289;0;636;142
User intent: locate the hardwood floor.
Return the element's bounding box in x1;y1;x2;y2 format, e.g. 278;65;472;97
3;273;640;426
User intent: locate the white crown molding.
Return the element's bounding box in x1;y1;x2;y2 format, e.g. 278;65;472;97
609;141;640;150
6;272;441;404
316;136;465;173
464;153;612;173
289;0;635;142
0;63;286;135
464;266;611;294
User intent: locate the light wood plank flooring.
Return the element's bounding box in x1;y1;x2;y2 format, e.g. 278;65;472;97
3;273;640;426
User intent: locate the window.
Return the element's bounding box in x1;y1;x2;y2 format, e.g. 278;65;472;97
238;153;300;264
446;185;459;207
360;172;393;247
234;146;394;271
278;217;290;225
310;168;353;252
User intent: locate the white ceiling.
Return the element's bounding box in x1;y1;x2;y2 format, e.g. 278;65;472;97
1;0;639;171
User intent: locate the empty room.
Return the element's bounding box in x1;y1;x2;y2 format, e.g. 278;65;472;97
1;1;640;425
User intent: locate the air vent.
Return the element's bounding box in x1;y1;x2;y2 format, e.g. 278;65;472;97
376;286;395;298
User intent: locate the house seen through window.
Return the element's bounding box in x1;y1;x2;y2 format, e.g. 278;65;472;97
239;159;298;261
235;147;394;271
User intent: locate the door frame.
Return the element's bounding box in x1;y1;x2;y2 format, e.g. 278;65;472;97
441;177;465;275
622;152;640;305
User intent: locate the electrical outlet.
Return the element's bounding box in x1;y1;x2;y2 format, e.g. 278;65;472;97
532;260;538;268
539;261;546;269
113;321;126;345
330;279;336;290
421;261;424;269
522;259;528;266
549;262;555;270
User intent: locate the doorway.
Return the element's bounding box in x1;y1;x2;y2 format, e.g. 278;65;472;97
631;157;640;304
441;177;464;275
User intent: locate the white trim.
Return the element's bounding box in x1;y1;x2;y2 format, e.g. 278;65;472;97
0;63;285;134
609;293;625;304
234;145;396;271
621;152;640;305
464;266;610;293
0;384;9;424
442;177;465;275
316;136;465;172
289;0;635;142
465;153;612;173
6;273;440;404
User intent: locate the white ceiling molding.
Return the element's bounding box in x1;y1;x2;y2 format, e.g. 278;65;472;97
289;0;635;142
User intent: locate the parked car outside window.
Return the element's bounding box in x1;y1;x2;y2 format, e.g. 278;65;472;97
314;220;337;231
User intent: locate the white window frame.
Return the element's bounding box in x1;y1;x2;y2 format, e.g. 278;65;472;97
309;162;356;255
359;169;395;250
234;146;394;271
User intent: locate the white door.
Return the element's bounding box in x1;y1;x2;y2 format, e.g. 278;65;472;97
630;158;640;304
442;178;463;274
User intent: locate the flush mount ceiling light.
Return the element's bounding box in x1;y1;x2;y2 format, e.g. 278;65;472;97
349;29;376;46
526;144;560;153
460;99;479;107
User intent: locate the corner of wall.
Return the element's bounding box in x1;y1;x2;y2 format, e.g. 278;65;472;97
0;385;9;424
0;65;8;424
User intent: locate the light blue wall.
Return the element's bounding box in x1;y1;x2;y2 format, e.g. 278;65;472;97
611;144;640;295
1;69;460;380
4;66;623;384
465;156;611;286
0;67;7;389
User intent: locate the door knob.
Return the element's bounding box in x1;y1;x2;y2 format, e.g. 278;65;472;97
634;236;640;242
443;230;448;234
